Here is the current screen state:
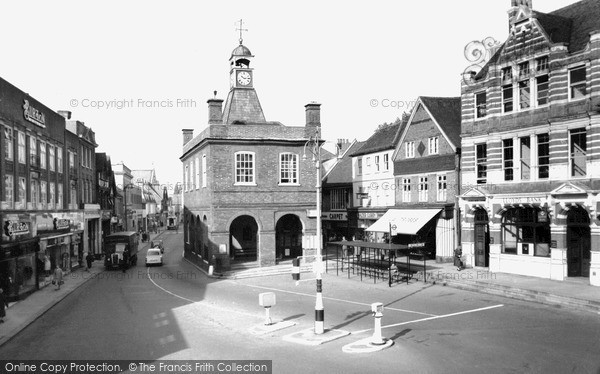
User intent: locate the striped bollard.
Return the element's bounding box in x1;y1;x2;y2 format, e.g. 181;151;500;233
315;275;324;334
292;258;300;282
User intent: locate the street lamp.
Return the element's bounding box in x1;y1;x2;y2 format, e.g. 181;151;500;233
303;127;324;335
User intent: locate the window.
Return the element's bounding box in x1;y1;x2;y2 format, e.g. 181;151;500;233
502;66;512;81
428;137;439;155
235;152;255;184
536;75;549;106
502;84;513;113
57;148;63;173
58;183;63;208
29;136;37;166
202;155;207;188
536;56;548;72
519;80;530;109
476;144;487;184
518;61;530;79
437;175;447;201
569;66;586;99
30;180;38;208
383;154;389;171
41;181;47;205
537;133;549;179
402;178;411;202
49;182;55;206
503;139;514;181
18;177;26;206
4;127;13;161
570;128;587;177
40;142;46;169
418;177;428;202
70;181;77;206
502;208;550;257
195;157;200;189
4;175;13;203
18;131;26;164
366;157;371;173
475;92;487;118
330;189;348;210
374;155;380;172
280;153;298;184
48;145;55;172
68;150;74;169
520;137;530;180
405;142;415;158
357;158;363;175
184;164;189;191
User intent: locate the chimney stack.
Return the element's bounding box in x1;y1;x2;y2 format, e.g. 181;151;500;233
182;129;194;146
58;110;72;120
207;91;224;125
305;102;321;127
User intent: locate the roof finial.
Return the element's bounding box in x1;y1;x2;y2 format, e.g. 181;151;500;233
236;19;248;45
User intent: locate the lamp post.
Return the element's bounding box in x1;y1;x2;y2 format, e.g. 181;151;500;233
303;128;324;335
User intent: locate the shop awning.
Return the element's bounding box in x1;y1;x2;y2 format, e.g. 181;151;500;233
365;209;441;235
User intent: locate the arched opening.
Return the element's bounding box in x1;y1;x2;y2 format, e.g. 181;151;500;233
275;214;303;259
567;206;590;277
474;208;490;267
229;215;258;262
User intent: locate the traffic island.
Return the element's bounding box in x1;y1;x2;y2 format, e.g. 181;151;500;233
282;328;350;346
342;336;394;353
249;320;297;336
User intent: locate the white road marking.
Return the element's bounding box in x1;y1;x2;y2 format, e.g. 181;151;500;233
155;320;170;327
158;334;176;344
153;312;167;319
236;283;438;317
351;304;504;334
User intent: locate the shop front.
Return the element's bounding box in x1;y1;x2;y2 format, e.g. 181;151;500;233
1;213;38;301
322;211;350;242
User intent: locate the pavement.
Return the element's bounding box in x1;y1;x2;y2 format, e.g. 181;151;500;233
2;236;600;349
0;229;166;348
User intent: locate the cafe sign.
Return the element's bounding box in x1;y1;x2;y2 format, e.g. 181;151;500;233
23;100;46;128
53;218;70;230
3;220;30;237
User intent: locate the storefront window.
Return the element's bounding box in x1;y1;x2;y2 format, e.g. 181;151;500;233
502;208;550;257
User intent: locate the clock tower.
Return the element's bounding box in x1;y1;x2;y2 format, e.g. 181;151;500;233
222;23;266;125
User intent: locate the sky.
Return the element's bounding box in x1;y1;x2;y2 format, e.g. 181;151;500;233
0;0;580;192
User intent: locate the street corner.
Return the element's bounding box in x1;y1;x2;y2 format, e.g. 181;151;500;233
248;320;297;336
342;336;394;354
282;327;350;346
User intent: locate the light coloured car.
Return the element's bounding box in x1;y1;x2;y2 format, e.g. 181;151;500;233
145;248;163;267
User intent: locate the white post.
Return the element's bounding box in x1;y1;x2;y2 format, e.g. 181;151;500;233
315;133;324;335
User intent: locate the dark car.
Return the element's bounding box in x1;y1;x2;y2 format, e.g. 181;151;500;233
151;240;165;253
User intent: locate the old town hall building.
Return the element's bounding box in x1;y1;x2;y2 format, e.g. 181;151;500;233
460;0;600;285
180;40;322;272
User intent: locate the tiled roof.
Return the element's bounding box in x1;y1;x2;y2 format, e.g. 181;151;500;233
323;141;365;185
350;122;404;157
419;97;462;148
545;0;600;53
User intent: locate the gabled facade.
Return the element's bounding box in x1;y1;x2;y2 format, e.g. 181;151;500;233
392;96;461;261
350;121;404;242
180;40;323;271
322;139;363;241
460;0;600;285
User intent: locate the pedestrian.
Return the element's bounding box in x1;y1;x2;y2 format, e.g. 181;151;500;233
0;288;8;323
53;265;63;290
342;236;348;259
86;253;94;271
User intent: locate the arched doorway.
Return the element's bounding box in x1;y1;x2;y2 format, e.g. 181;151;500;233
276;214;303;259
229;215;258;262
474;208;490;267
567;207;590;277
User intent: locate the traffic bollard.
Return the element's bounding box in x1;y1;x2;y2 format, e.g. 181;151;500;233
370;302;385;345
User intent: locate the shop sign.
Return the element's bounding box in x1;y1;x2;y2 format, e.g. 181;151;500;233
322;212;348;221
501;196;543;205
408;242;426;248
3;220;30;237
537;210;548;223
358;212;384;220
23;99;46;128
53;218;70;230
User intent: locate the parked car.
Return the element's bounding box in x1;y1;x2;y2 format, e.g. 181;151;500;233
145;248;163;267
151;240;165;253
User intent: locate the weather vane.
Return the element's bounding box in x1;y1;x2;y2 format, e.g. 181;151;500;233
236;19;248;45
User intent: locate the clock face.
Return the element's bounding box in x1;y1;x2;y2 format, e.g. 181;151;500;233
237;71;252;86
